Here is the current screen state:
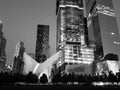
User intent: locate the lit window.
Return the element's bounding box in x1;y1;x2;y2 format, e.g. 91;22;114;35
111;32;115;35
113;41;120;45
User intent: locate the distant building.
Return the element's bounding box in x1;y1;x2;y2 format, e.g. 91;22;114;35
0;20;7;72
12;41;25;74
35;25;50;63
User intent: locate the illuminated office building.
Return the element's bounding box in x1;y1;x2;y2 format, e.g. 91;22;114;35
85;0;120;61
35;25;50;63
55;0;94;75
85;0;120;74
56;0;86;50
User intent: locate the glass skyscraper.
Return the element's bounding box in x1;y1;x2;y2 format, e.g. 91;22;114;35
85;0;120;61
35;25;50;63
56;0;85;50
85;0;120;74
55;0;94;75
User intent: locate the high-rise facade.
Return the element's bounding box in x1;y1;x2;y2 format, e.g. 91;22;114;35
85;0;120;74
55;0;94;75
35;25;50;63
85;0;120;61
12;41;25;74
56;0;86;50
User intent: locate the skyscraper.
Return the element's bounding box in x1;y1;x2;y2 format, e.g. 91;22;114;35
0;20;7;72
35;25;50;63
12;41;25;74
85;0;120;61
56;0;85;50
55;0;94;75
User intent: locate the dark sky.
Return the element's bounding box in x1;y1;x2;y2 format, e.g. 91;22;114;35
0;0;119;66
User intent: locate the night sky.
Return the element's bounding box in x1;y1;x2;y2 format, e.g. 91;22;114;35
0;0;119;66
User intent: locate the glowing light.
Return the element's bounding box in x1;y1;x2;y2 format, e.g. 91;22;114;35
81;47;94;62
87;19;92;27
113;41;120;45
65;60;93;65
33;63;40;74
96;4;115;17
59;5;83;10
106;61;119;75
93;82;105;86
111;32;115;35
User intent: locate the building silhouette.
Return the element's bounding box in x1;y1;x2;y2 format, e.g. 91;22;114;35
12;41;25;74
55;0;94;75
0;20;7;72
35;25;50;63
